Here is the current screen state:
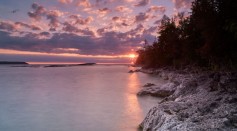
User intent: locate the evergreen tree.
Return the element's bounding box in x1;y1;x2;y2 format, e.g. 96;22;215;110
135;0;237;69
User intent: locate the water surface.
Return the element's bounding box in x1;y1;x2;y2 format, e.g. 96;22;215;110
0;65;162;131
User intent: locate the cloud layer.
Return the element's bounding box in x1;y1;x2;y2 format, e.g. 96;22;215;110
0;0;192;62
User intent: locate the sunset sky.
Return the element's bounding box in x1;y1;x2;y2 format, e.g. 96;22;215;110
0;0;192;63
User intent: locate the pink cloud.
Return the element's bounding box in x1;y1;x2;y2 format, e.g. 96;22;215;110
147;6;166;14
134;0;150;7
135;12;150;23
75;0;91;8
63;22;80;32
46;10;64;30
0;21;17;32
69;15;93;25
172;0;193;9
115;6;132;13
62;22;95;36
52;48;79;53
58;0;73;4
28;3;65;31
98;8;110;14
124;0;135;2
28;3;46;20
15;22;41;31
95;0;135;6
112;16;120;22
111;16;133;27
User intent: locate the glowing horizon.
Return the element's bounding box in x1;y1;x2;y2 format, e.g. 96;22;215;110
0;48;137;64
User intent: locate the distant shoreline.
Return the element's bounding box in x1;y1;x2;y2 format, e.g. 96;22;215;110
28;62;132;65
1;62;133;68
44;63;96;67
0;61;28;65
0;61;133;66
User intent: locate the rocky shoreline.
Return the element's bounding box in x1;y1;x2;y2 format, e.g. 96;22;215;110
136;68;237;131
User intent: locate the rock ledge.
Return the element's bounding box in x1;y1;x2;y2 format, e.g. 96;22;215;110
138;69;237;131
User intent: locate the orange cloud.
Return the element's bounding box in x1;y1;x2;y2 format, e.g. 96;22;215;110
58;0;73;4
76;0;91;8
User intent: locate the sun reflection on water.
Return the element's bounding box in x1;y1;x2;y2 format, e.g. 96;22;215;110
119;72;143;130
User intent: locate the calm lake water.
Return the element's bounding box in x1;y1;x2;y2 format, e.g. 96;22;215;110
0;65;162;131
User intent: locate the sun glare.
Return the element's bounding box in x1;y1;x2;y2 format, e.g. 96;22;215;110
129;54;136;59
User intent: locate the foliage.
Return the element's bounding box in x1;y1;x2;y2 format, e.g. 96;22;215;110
136;0;237;70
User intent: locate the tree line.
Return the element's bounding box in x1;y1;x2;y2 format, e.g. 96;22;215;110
135;0;237;70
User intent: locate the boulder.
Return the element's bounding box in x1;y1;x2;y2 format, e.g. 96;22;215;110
143;83;156;87
138;83;179;97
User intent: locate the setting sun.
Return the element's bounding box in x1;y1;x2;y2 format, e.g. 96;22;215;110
129;54;137;59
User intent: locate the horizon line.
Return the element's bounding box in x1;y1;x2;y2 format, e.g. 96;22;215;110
28;62;133;65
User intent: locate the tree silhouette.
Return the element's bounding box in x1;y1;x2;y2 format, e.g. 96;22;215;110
136;0;237;69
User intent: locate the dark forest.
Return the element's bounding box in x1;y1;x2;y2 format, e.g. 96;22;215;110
136;0;237;70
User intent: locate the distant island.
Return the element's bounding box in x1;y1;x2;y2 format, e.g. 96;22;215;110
44;63;96;67
0;61;29;64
